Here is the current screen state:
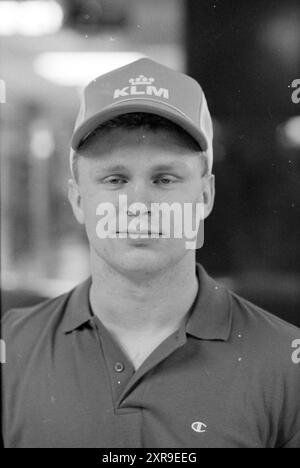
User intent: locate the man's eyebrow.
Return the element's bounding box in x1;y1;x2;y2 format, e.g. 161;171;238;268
150;163;188;171
93;164;129;173
93;162;188;173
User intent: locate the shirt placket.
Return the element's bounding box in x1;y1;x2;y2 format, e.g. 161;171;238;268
92;315;188;410
91;316;135;406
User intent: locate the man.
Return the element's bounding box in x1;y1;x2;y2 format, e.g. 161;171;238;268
2;58;300;448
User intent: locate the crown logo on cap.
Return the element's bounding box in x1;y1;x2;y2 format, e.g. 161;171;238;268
129;75;155;86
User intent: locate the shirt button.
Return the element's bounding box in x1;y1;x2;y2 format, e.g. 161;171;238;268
114;362;125;373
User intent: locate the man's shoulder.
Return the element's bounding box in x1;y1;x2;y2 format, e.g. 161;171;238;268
225;286;300;367
2;290;71;335
1;279;90;354
2;276;92;355
228;288;299;339
198;264;299;346
1;291;74;375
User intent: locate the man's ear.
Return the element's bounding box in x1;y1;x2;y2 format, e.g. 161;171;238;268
68;179;85;224
201;174;215;220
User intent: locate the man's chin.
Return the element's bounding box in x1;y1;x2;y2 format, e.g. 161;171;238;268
106;250;170;277
91;239;188;277
121;252;166;272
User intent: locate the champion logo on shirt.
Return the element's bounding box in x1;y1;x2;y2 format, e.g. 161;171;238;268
191;421;207;433
113;75;170;100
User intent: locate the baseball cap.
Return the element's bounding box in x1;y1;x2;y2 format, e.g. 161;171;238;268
70;57;213;173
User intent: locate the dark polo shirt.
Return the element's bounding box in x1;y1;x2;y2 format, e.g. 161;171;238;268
2;264;300;448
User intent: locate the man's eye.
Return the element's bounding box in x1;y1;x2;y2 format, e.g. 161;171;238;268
103;176;126;185
155;176;176;185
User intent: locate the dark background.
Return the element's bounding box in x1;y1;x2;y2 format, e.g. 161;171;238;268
187;0;300;324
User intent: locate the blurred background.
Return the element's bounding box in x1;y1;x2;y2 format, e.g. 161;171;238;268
1;0;299;326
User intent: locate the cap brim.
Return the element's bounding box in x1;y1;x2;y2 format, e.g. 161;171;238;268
71;98;208;153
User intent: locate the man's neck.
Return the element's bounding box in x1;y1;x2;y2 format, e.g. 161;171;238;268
89;254;199;336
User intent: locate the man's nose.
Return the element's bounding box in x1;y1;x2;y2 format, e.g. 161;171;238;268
126;180;153;213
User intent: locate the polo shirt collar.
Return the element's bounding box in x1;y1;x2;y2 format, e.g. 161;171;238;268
62;263;233;342
186;264;232;341
62;277;93;333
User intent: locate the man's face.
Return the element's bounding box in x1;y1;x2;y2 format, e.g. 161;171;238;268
68;126;215;277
